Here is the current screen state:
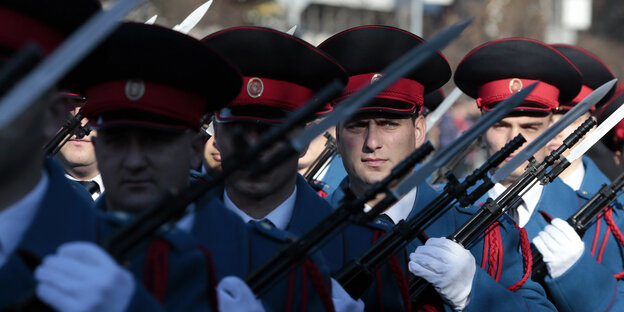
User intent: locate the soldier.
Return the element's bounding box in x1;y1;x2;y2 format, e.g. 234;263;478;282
55;92;104;200
0;1;166;311
320;26;556;311
455;38;624;311
544;44;615;193
202;26;427;310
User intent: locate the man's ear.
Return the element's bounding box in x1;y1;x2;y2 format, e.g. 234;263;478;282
414;115;426;147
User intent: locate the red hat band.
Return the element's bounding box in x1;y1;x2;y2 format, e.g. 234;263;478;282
83;80;206;129
559;85;594;112
0;8;63;54
477;78;559;112
229;76;315;112
334;73;425;113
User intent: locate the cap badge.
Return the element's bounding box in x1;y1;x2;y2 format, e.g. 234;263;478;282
247;77;264;98
371;73;383;84
509;78;523;93
125;79;145;101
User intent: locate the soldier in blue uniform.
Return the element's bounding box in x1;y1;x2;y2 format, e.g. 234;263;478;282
61;22;267;311
455;38;624;311
201;26;366;311
544;44;616;194
0;1;174;311
320;26;555;311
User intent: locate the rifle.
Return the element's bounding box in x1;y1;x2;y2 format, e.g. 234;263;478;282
266;82;534;299
409;116;596;300
530;97;624;281
42;111;91;155
303;131;337;183
246;140;434;296
335;134;525;298
104;18;473;264
531;172;624;281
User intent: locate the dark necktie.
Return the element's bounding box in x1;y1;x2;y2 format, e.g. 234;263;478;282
78;180;100;196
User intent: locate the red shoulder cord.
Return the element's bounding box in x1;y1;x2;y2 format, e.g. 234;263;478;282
481;222;532;291
601;207;624;279
196;245;219;312
481;222;503;282
508;225;532;291
302;259;335;312
372;229;412;311
143;238;171;303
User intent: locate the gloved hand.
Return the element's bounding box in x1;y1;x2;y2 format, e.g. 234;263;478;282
532;218;584;279
409;237;475;311
217;276;265;312
331;278;364;312
35;242;135;312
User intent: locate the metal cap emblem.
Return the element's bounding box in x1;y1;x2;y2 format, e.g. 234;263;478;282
125;79;146;101
247;77;264;98
509;78;523;93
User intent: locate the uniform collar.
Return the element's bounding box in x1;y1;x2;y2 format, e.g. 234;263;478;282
488;180;543;227
223;186;297;231
561;161;585;191
364;187;417;224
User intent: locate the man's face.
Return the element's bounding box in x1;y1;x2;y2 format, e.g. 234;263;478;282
94;126;195;213
204;134;222;171
545;112;595;159
56;99;98;173
483;114;552;185
215;121;299;200
337;114;425;194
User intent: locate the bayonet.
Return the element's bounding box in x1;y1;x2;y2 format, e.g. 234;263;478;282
492;78;617;184
286;25;297;36
173;0;212;34
425;87;462;133
145;15;157;24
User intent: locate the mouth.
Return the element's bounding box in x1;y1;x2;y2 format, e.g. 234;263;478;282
362;158;387;167
69;139;91;143
121;179;152;188
211;153;221;162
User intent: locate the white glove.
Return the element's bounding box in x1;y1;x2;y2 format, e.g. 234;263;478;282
532;218;584;279
409;237;475;311
217;276;265;312
331;278;365;312
35;242;135;312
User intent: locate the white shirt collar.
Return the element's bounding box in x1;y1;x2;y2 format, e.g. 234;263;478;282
0;171;49;267
223;186;297;230
64;173;105;200
561;162;585;191
488;181;543;227
364;187;417;224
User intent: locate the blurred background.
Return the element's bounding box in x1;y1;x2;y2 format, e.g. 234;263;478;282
111;0;624;177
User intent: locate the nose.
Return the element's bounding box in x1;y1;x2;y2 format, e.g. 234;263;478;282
123;138;148;172
363;123;382;152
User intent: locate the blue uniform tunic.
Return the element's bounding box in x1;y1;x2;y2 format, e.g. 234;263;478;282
0;158;164;311
470;158;624;312
329;177;557;311
537;157;624;312
189;187;336;312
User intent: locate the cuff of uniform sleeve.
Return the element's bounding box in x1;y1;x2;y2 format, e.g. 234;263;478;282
545;251;617;312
